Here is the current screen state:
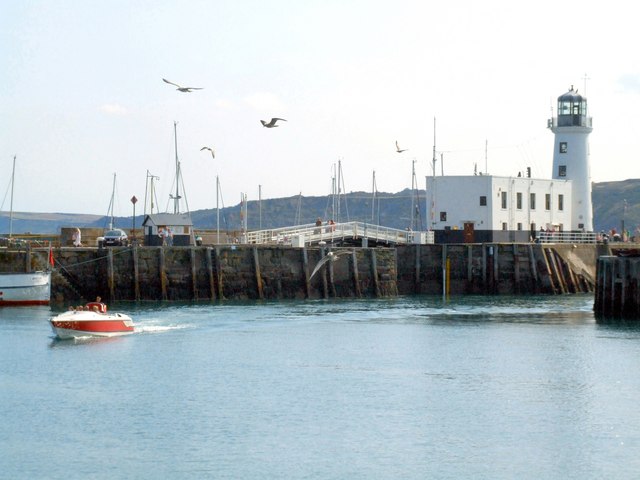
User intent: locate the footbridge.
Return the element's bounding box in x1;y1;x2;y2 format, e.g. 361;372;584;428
244;221;433;246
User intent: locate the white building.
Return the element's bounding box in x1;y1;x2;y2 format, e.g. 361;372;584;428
426;86;592;243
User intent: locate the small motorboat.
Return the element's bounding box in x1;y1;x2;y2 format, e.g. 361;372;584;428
50;308;134;339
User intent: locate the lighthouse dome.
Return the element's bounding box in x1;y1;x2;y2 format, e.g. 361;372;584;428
557;86;588;127
558;87;585;103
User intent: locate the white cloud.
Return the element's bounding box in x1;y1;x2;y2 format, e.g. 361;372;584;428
214;99;236;109
99;103;129;116
616;74;640;94
242;92;286;113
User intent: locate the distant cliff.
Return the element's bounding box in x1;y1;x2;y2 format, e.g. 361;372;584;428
0;181;637;235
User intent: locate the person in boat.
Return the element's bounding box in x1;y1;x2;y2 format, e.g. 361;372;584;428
86;296;107;313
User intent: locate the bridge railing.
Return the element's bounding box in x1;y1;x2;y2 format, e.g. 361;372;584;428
244;221;432;246
536;231;599;244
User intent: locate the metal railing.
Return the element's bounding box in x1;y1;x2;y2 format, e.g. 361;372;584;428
536;231;598;244
244;221;434;246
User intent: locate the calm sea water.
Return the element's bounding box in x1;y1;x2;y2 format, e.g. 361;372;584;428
1;295;640;479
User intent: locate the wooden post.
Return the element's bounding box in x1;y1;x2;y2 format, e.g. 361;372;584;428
482;244;488;293
206;247;216;301
513;244;520;294
253;247;264;300
351;249;361;297
25;246;31;272
302;248;311;298
371;249;381;298
215;247;224;300
441;244;447;299
133;245;141;302
328;254;337;298
493;244;499;293
414;244;421;294
547;249;567;294
610;258;616;314
190;247;198;301
107;248;115;303
527;244;539;292
320;247;329;299
467;245;473;283
159;247;168;301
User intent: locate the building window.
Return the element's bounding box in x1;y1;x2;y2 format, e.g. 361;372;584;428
530;193;536;210
502;222;507;231
440;212;447;221
516;192;522;210
558;194;564;211
559;142;568;153
545;193;551;211
517;222;523;230
501;191;507;209
479;195;487;206
559;165;567;177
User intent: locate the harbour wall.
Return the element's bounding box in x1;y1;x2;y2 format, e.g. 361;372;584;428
1;242;613;304
594;254;640;320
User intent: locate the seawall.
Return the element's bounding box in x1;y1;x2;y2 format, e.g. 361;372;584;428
1;242;610;304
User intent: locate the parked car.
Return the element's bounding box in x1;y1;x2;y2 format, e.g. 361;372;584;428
103;229;129;247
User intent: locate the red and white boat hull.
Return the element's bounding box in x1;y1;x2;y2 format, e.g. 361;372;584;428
50;311;134;339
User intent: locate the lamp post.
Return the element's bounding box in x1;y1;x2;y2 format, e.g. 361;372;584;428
131;195;138;245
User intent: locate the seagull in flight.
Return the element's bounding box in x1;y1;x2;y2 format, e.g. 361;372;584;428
200;146;215;159
162;78;203;92
261;118;287;128
309;250;351;280
396;141;408;153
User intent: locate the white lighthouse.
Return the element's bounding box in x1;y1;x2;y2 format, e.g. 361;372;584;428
548;86;593;232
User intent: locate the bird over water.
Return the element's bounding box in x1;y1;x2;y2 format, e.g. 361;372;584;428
309;250;351;280
200;146;215;159
261;118;287;128
162;78;203;92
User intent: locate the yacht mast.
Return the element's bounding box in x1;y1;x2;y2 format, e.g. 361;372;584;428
9;155;15;238
172;121;181;214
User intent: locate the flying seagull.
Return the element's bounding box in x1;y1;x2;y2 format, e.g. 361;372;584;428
309;250;351;280
261;118;287;128
200;146;215;159
162;78;203;92
396;141;408;153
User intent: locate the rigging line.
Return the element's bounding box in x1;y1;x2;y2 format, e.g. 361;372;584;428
56;247;132;269
179;163;190;214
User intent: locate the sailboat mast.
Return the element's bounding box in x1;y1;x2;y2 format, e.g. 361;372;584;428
371;170;376;223
173;121;180;214
9;155;15;238
109;173;116;229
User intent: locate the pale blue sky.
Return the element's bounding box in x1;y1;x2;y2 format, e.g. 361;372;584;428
1;0;639;216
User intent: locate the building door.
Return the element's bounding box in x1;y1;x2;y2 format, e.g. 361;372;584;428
463;222;475;243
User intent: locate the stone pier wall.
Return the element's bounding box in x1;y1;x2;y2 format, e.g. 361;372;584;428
38;245;398;304
594;255;640;320
0;242;604;304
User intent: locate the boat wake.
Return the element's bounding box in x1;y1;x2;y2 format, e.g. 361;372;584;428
134;323;193;334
